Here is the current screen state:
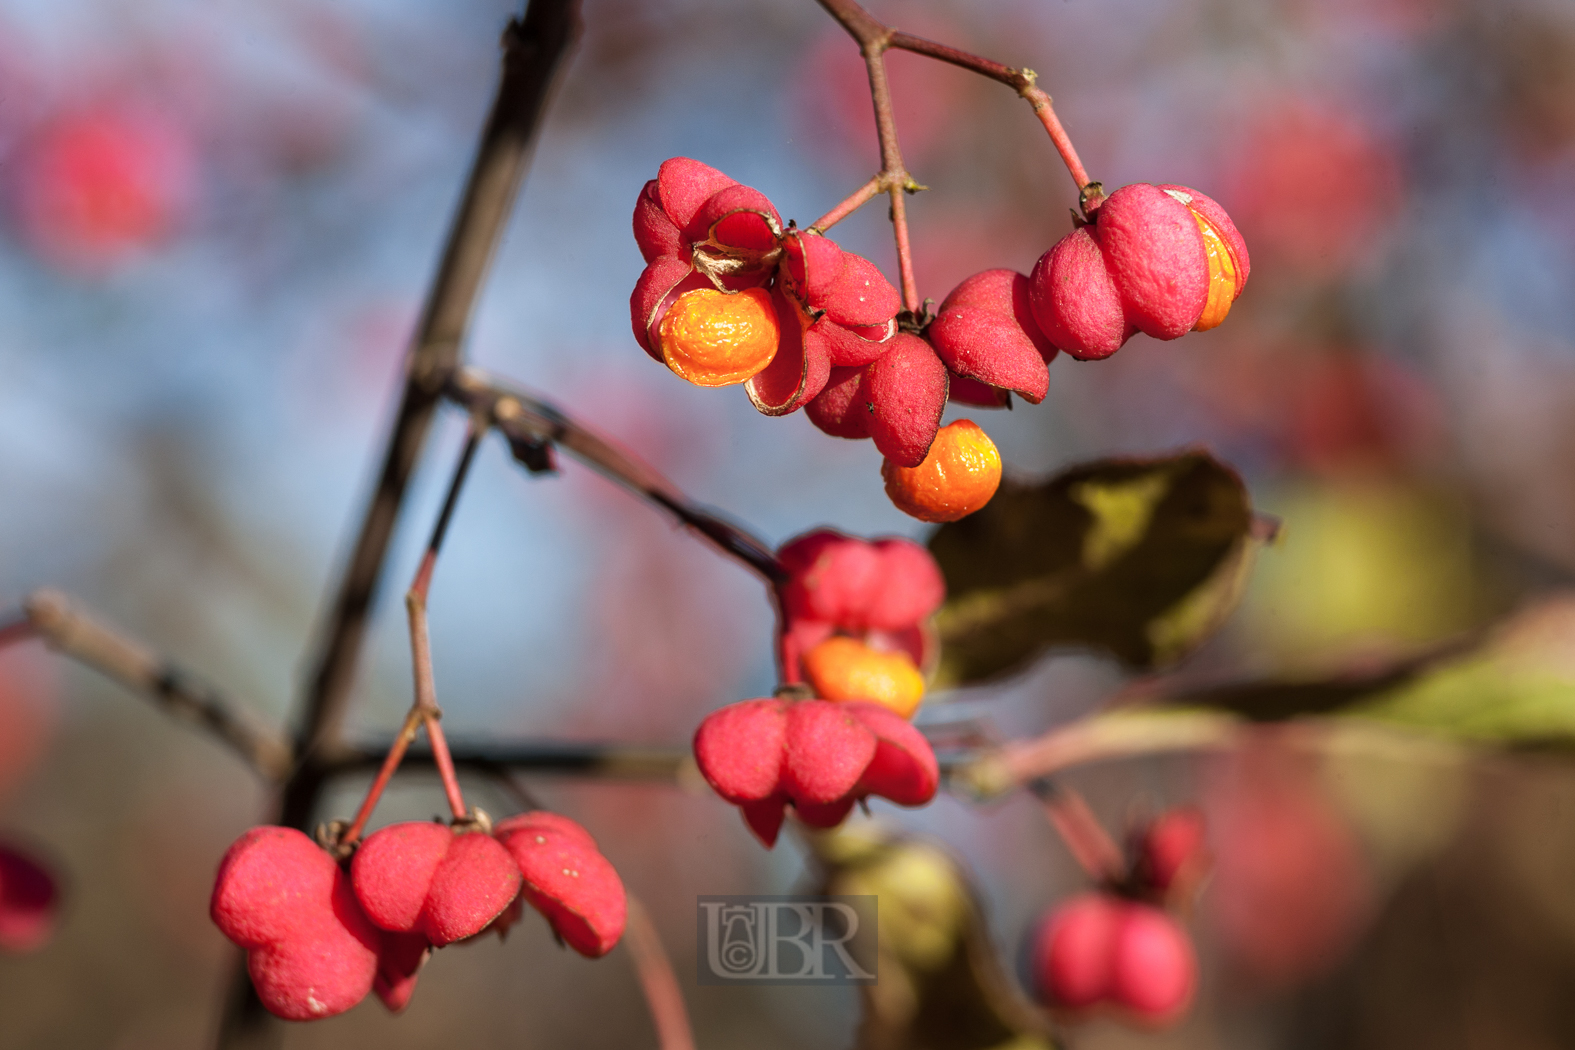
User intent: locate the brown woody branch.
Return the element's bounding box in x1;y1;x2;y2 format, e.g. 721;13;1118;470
291;0;582;780
445;366;786;585
327;740;690;780
7;589;292;782
0;594;691;787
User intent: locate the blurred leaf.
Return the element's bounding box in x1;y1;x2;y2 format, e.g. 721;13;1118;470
1236;481;1477;668
929;451;1259;685
813;825;1054;1050
1156;596;1575;748
1155;649;1455;724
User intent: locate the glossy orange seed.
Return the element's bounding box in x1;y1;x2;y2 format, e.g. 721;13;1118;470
656;286;779;387
803;636;926;719
1190;211;1240;332
881;419;1002;523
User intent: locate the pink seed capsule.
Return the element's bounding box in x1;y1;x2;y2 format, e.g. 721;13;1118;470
1109;903;1197;1024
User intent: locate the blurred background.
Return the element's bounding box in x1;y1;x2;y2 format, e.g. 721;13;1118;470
2;0;1575;1046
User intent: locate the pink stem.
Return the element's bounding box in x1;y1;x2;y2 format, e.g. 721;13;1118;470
810;174;885;233
342;425;484;842
342;709;425;846
423;713;469;822
625;896;697;1050
1022;86;1093;200
1030;778;1126;884
816;2;1099;208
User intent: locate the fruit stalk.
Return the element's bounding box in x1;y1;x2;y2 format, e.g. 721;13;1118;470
343;424;485;845
624;897;697;1050
339;708;429;847
814;0;924;315
401;421;484;823
1028;777;1127;884
816;0;1096;208
405;589;468;822
809;174;884;233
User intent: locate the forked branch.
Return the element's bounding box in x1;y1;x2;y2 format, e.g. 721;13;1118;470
811;0;1102;298
340;426;484;846
292;0;583;779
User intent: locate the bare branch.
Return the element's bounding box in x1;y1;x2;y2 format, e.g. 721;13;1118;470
446;365;786;585
327;739;690;781
18;589;290;782
293;0;582;771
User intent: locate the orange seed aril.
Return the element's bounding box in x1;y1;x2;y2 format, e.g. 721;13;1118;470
1190;211;1241;332
803;636;925;719
881;418;1002;523
656;286;779;387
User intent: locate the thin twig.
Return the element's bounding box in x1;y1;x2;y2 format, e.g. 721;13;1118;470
334;735;689;848
885;31;1093;203
815;0;923;315
12;589;290;781
809;174;884;233
445;365;797;686
950;710;1241;800
625;896;697;1050
410;422;485;600
950;703;1474;811
445;366;785;585
290;0;582;779
479;767;547;813
219;4;582;1046
344;425;484;843
1026;777;1126;884
816;0;1100;216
